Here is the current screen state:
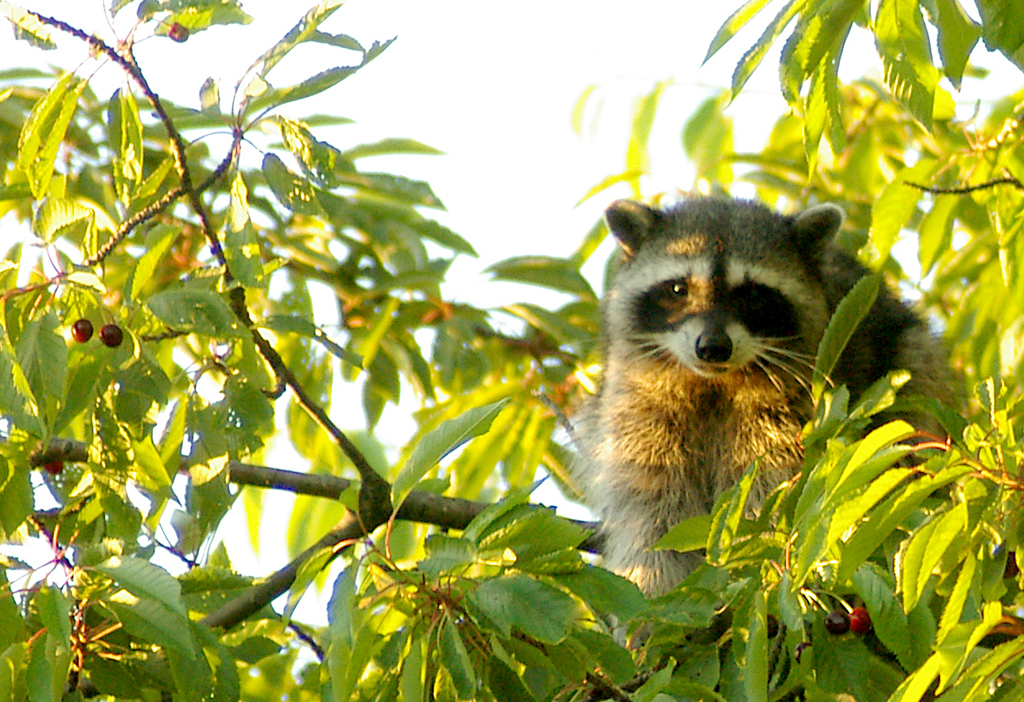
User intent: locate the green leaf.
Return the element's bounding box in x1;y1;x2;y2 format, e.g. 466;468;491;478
554;566;650;624
243;1;344;81
128;224;177;301
486;256;595;297
899;501;968;612
262;153;323;215
199;77;220;112
707;458;759;564
975;0;1024;71
438;616;476;700
341;138;444;160
655;514;713;553
626;81;668;179
851;563;913;669
106;593;196;658
15;311;66;425
476;506;589;567
917;192;956;275
419;535;478;578
147;287;240;336
703;0;777;64
874;0;942;123
392;399;509;509
728;0;806;99
736;589;768;702
813;273;880;399
0;457;33;539
0;569;26;645
868;161;933;265
16;72;87;198
932;0;981;88
94;557;188;618
32;587;71;643
0;2;56;49
32;197;94;244
245;39;395;114
836;462;972;584
937;550;978;643
223;172;265;287
163;0;253;32
108;88;144;204
682;93;734;183
469;573;575;644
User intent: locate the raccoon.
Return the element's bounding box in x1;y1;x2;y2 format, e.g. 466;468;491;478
573;196;949;596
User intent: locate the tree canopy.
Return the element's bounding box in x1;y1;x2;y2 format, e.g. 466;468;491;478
1;1;1024;701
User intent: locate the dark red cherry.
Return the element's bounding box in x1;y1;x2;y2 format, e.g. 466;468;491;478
168;23;189;43
825;609;850;635
849;607;872;635
100;324;123;348
71;319;93;343
42;460;63;475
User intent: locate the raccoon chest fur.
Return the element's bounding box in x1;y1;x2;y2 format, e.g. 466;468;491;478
573;196;949;597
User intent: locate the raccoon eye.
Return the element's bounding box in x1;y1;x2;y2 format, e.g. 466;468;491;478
656;279;687;298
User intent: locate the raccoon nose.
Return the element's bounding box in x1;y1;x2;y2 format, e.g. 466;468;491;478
695;329;733;363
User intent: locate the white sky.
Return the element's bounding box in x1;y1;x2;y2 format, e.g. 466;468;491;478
5;0;1022;620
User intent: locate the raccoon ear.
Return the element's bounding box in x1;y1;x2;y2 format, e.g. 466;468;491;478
605;200;663;256
792;203;845;249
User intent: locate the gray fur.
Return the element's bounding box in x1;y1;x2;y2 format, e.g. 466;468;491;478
574;197;949;596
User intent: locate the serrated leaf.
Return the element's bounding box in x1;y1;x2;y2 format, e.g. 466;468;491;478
419;535;478;578
933;0;981;88
106;593;195;658
32;586;71;643
391;400;509;509
851;562;913;669
243;1;344;81
0;457;33;539
707;458;759;564
469;573;575;644
108;88;144;204
129;224;177;301
655;514;713;553
17;72;87;197
875;0;941;123
813;273;880;399
245;39;395;114
438;617;476;700
477;507;589;566
95;557;187;618
223;172;265;287
728;0;806;100
703;0;777;64
975;0;1024;71
485;256;594;297
0;2;56;49
33;197;94;244
262;153;323;215
837;462;972;584
868;161;934;265
147;287;240;336
340;137;444;160
16;311;66;423
899;501;968;612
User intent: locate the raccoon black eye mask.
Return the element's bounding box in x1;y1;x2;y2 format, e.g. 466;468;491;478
572;196;950;596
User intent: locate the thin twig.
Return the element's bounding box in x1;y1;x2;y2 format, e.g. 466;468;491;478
905;175;1024;195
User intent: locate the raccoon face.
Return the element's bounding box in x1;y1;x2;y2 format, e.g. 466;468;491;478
603;198;842;383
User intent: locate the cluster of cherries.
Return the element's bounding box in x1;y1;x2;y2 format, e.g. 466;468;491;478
70;319;123;347
43;319;127;476
825;606;873;636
